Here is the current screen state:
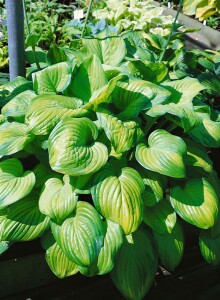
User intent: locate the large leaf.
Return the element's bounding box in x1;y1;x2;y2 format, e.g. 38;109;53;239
136;129;187;178
169;178;219;229
1;90;37;122
67;55;108;102
111;226;158;300
33;62;71;94
97;112;143;153
82;32;126;66
25;94;87;135
48;117;108;176
79;219;124;276
110;79;171;120
0;158;35;209
153;220;184;271
183;0;203;15
91;161;144;234
0;122;34;158
161;77;205;105
39;175;78;223
51;201;105;267
0;192;50;241
41;230;78;278
143;200;177;234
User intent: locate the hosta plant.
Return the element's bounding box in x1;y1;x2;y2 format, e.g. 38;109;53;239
0;30;220;300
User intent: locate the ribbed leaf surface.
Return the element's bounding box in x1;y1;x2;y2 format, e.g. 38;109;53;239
39;175;78;223
25;94;87;135
0;122;34;158
48;117;108;176
111;226;158;300
91;163;144;234
51;201;105;267
170;178;219;229
136;129;187;178
41;230;78;278
0;158;35;209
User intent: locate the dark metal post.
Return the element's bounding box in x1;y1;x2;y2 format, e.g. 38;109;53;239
5;0;25;80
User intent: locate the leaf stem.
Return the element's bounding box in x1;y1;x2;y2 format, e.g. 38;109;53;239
81;0;93;39
159;0;184;62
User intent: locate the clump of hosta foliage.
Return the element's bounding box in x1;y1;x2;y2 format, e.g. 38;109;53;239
0;30;220;300
92;0;174;36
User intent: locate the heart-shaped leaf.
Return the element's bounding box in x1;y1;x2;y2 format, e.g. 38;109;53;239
136;129;187;178
0;158;36;209
169;178;219;229
153;220;184;271
111;226;158;300
39;175;78;223
48;117;108;176
91;162;144;234
41;230;78;278
51;201;105;267
33;62;71;94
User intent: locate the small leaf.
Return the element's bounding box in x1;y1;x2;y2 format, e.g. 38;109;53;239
91;162;144;234
51;201;105;267
153;220;184;271
136;129;187;178
0;158;36;209
48;117;108;176
111;226;158;300
41;230;78;278
169;178;219;229
0;241;12;255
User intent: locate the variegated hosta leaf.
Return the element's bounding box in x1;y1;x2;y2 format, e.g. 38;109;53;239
48;117;108;176
0;158;36;209
67;55;108;102
183;137;213;173
0;192;50;241
25;94;88;135
111;79;171;120
136;129;187;178
111;226;158;300
41;230;78;278
91;162;144;234
143;200;177;234
33;62;71;94
136;165;167;207
39;175;78;223
189;116;220;148
161;77;205;105
79;219;124;276
1;90;37;122
97;112;143;153
0;122;34;158
51;201;105;267
169;178;219;229
33;163;62;189
153;220;184;271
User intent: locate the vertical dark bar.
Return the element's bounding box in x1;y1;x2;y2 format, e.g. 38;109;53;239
5;0;25;80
